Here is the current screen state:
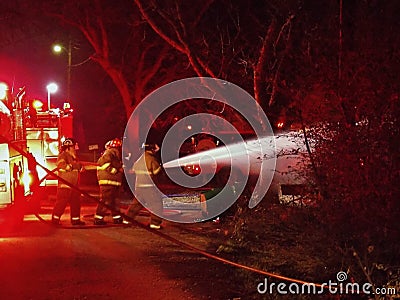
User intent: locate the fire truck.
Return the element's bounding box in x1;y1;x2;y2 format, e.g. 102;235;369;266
0;82;73;230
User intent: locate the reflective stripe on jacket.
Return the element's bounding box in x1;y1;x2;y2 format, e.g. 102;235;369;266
98;179;121;186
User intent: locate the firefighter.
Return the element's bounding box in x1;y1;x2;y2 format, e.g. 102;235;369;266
127;143;163;229
52;138;85;226
94;138;126;225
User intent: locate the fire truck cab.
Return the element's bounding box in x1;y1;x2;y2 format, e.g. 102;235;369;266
0;82;73;230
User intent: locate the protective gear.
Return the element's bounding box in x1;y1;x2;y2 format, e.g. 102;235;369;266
56;151;82;188
52;144;84;225
97;147;123;186
127;150;163;227
105;138;122;149
71;161;82;170
95;144;124;224
61;138;76;150
141;143;159;152
94;217;107;226
71;219;86;226
112;215;126;224
134;150;162;188
149;224;161;230
51;217;60;226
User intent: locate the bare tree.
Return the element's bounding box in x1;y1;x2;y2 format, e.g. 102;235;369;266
134;0;217;78
133;0;307;126
41;0;175;118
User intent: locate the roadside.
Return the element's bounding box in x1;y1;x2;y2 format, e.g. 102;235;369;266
1;201;244;299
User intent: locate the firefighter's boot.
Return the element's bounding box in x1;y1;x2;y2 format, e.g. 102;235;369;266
51;216;61;226
94;216;107;225
113;217;131;225
149;224;162;230
71;219;86;226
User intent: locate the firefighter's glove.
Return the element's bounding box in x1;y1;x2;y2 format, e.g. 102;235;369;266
71;162;82;170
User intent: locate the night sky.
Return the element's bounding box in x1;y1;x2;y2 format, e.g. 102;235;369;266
0;23;115;147
1;0;399;148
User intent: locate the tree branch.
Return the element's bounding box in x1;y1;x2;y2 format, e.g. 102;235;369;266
254;18;277;109
134;0;185;53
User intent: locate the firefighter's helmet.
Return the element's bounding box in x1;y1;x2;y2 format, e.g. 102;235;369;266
62;138;76;150
105;138;122;149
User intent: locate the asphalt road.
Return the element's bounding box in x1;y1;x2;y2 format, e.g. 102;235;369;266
0;204;240;300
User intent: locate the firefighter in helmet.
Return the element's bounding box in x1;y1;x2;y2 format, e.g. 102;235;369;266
94;138;126;225
127;143;163;229
52;138;86;226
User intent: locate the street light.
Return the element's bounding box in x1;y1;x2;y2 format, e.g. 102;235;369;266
53;40;72;101
46;82;58;110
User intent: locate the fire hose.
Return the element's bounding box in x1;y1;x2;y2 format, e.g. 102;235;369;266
5;137;330;290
